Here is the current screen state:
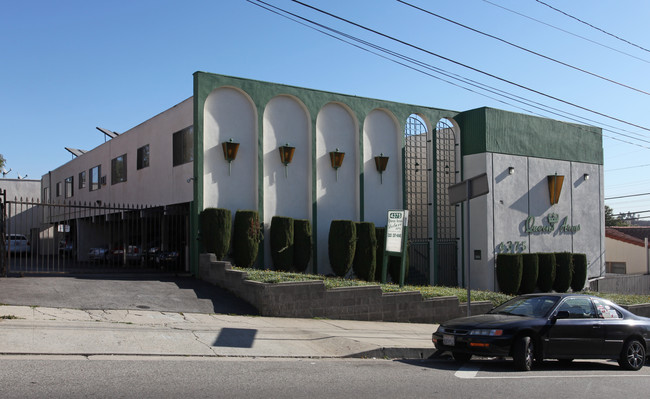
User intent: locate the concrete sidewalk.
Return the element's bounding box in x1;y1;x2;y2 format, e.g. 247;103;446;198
0;305;437;359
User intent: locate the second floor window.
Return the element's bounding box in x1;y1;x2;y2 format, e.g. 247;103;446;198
90;165;101;191
111;154;127;185
65;176;73;198
172;126;193;166
137;144;150;170
79;171;86;189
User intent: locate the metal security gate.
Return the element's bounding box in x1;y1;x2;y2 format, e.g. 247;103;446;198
1;189;189;275
405;115;432;285
435;119;459;286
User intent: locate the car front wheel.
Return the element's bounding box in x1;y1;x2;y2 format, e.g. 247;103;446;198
513;336;534;371
618;339;646;371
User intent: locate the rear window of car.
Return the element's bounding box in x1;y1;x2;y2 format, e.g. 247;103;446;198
592;299;623;319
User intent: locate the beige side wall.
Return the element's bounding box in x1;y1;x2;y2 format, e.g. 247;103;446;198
605;237;648;275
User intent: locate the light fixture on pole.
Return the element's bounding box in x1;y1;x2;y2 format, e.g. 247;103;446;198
278;143;295;178
329;148;345;181
222;138;239;176
374;153;389;184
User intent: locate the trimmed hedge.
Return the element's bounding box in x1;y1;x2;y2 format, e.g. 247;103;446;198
293;219;312;273
374;227;386;282
199;208;231;260
232;210;261;268
537;253;556;292
496;254;523;295
353;222;377;281
571;253;588;292
553;252;574;293
519;253;539;294
270;216;294;272
328;220;357;277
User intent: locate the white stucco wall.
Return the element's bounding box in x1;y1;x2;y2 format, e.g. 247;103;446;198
605;237;649;275
316;103;359;275
203;87;258;212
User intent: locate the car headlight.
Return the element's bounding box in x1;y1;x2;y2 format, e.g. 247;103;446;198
469;329;503;336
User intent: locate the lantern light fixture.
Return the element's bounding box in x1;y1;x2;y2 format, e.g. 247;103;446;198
278;143;295;178
222;138;240;176
329;148;345;181
374;153;389;184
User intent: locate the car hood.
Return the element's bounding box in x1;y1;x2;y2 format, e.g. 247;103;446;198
442;314;535;330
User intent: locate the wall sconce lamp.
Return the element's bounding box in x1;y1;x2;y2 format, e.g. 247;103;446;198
278;143;295;178
374;153;389;184
508;167;515;175
222;138;240;176
547;173;564;205
583;173;590;181
329;148;345;181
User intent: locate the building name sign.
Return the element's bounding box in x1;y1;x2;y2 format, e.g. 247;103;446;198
524;213;580;234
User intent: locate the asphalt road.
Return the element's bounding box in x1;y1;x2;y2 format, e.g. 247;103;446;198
1;356;648;399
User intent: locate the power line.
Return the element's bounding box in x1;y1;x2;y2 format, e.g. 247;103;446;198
535;0;650;54
398;0;650;96
606;163;650;172
605;192;650;201
481;0;650;64
289;0;650;133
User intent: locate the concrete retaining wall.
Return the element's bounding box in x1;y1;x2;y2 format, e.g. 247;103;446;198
199;254;493;323
590;274;650;295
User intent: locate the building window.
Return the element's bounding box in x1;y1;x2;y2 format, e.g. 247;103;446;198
90;165;101;191
137;144;150;170
172;126;193;166
606;262;626;274
56;182;62;197
65;176;74;198
43;187;49;202
79;171;86;189
111;154;127;185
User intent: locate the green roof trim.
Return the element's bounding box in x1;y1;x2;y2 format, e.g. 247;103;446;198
455;107;603;164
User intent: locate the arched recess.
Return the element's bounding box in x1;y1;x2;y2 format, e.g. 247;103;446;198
203;87;258;212
316;102;359;275
363;108;401;225
435;117;461;287
262;95;311;268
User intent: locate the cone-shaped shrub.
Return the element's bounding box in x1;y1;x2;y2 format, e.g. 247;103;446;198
571;253;588;292
328;220;356;277
374;227;386;281
293;219;312;273
553;252;574;293
519;253;539;294
353;222;377;281
270;216;294;272
199;208;231;260
496;254;523;295
537;253;556;292
233;210;261;268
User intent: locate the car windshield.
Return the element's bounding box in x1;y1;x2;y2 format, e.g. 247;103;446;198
489;296;559;318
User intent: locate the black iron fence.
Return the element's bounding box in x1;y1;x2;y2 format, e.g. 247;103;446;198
1;190;189;275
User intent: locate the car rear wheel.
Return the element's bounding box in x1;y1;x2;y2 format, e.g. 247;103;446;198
618;339;646;371
513;336;534;371
452;352;472;363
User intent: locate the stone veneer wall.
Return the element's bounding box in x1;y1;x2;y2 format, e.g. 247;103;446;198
199;254;493;323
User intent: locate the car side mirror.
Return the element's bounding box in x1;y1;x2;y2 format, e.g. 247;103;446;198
553;310;570;321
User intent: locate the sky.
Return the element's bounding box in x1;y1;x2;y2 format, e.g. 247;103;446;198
1;0;649;217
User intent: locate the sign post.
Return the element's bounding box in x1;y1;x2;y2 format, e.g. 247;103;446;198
381;210;409;287
448;173;489;316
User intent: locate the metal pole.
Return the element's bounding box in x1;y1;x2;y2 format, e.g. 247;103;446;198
466;180;471;317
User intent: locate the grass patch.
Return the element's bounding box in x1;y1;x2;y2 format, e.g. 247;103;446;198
0;315;21;320
234;267;650;308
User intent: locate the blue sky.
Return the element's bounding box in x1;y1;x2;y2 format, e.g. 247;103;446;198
2;0;649;216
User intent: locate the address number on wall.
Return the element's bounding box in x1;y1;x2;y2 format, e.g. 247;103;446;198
496;241;526;253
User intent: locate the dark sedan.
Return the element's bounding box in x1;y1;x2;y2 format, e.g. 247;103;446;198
432;293;650;371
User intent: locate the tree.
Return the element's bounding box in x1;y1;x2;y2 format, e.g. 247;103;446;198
0;154;5;170
605;205;628;226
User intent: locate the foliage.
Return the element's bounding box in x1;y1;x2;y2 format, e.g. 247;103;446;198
605;205;629;226
232;210;261;268
571;253;588;292
553;252;574;293
496;254;523;295
328;220;357;277
519;253;539;294
374;227;386;282
199;208;231;260
270;216;294;271
352;222;377;281
537;253;556;292
0;154;5;170
293;219;312;273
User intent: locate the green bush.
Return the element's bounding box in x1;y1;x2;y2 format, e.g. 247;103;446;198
293;219;312;273
519;253;539;294
553;252;574;293
571;253;588;292
374;227;386;281
496;254;523;295
537;253;556;292
199;208;231;260
328;220;356;277
270;216;294;272
352;222;377;281
232;210;261;268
